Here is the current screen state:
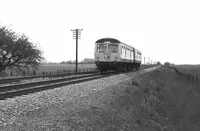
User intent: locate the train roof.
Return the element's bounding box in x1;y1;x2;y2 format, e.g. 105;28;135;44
95;37;132;47
95;38;121;43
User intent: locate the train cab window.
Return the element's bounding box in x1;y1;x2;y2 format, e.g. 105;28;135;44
97;44;107;53
108;44;118;53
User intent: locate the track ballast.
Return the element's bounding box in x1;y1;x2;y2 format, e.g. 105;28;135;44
0;66;155;100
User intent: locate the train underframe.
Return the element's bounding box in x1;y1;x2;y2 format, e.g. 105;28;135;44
95;61;141;73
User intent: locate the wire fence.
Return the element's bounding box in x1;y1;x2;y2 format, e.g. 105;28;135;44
0;68;98;78
167;66;199;85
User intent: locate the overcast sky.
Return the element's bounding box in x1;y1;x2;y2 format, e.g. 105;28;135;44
0;0;200;64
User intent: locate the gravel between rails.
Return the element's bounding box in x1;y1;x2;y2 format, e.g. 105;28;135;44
0;67;157;130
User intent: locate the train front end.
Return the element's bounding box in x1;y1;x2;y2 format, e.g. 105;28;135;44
94;38;121;73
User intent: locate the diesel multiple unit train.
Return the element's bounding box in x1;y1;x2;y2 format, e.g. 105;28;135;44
94;38;142;73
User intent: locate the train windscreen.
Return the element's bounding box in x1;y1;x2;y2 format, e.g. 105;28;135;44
108;44;118;53
97;44;107;53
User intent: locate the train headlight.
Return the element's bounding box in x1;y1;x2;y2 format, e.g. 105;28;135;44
104;53;110;59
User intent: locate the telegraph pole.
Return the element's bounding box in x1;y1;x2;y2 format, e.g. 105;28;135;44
144;57;145;65
71;29;83;73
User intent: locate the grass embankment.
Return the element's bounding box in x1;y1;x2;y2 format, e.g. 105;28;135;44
134;66;200;131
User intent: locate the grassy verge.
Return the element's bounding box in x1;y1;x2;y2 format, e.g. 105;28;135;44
135;66;200;131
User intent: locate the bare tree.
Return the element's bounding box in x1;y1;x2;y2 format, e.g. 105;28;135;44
0;25;44;72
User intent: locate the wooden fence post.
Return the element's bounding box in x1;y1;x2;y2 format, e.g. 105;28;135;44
33;70;36;76
10;71;13;77
191;75;194;84
196;76;198;84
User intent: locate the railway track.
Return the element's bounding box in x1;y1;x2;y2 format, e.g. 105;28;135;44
0;72;116;100
0;66;155;100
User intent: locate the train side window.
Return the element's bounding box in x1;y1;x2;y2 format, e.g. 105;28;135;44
108;44;118;53
127;48;129;57
125;47;126;56
135;52;137;60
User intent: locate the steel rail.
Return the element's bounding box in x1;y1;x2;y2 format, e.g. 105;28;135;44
0;72;116;100
0;66;156;100
0;73;102;92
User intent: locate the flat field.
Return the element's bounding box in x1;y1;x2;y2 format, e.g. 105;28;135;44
38;63;96;72
1;63;97;77
175;65;200;77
